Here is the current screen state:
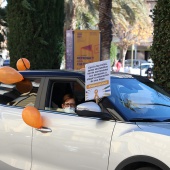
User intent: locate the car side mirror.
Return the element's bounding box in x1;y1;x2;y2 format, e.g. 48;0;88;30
22;106;43;128
77;101;101;112
76;102;112;120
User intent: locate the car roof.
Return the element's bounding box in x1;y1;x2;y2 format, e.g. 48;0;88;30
19;69;85;77
19;69;144;80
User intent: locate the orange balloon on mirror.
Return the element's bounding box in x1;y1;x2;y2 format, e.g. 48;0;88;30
0;66;24;84
16;58;30;71
22;106;42;128
16;78;33;94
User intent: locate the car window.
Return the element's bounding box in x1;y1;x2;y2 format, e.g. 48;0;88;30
108;77;170;121
0;78;41;107
45;79;85;112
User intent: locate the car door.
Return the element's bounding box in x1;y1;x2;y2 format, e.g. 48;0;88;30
0;106;31;170
0;77;43;170
31;77;116;170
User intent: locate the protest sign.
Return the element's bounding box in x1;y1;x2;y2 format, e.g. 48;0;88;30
85;60;111;102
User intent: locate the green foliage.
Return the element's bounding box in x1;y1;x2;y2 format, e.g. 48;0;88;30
110;43;117;64
76;12;96;29
150;0;170;91
64;0;98;30
7;0;64;69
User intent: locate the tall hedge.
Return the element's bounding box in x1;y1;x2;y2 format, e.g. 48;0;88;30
6;0;64;69
150;0;170;91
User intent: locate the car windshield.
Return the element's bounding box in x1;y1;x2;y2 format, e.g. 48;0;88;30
108;77;170;121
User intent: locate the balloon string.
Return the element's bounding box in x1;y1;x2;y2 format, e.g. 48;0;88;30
21;58;29;70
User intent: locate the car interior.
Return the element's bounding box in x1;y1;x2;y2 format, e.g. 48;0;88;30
0;78;40;107
45;80;85;111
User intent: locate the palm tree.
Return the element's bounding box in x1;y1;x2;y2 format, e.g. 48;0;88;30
64;0;98;31
98;0;113;61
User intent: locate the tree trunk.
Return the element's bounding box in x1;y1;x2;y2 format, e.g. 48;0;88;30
99;0;113;61
119;48;128;68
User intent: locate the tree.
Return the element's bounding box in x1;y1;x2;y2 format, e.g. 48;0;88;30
64;0;98;30
150;0;170;91
98;0;112;61
6;0;64;69
112;0;152;68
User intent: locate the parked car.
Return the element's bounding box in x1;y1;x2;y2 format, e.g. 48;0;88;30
0;70;170;170
125;59;149;68
128;62;154;77
3;59;10;66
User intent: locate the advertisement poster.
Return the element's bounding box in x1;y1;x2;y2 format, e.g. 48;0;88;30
74;30;100;70
85;60;111;101
66;30;74;69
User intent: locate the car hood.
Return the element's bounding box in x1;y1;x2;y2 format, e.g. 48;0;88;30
136;122;170;136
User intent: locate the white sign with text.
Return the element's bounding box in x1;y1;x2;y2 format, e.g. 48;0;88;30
85;60;111;101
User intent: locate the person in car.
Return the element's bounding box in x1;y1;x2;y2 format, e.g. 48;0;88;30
57;93;76;113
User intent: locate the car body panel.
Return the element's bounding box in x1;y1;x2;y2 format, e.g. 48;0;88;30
31;110;115;170
108;122;170;170
0;105;32;170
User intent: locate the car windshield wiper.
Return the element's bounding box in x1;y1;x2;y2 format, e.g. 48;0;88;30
129;118;161;122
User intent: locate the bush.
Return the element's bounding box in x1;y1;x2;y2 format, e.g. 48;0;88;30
150;0;170;91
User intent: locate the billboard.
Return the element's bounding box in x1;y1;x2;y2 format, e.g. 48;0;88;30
74;30;100;70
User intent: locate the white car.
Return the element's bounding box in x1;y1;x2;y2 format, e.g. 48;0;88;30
0;70;169;170
125;59;149;68
125;62;154;77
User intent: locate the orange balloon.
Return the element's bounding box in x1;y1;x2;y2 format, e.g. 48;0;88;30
22;106;42;128
0;66;24;84
16;78;33;93
16;58;30;71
